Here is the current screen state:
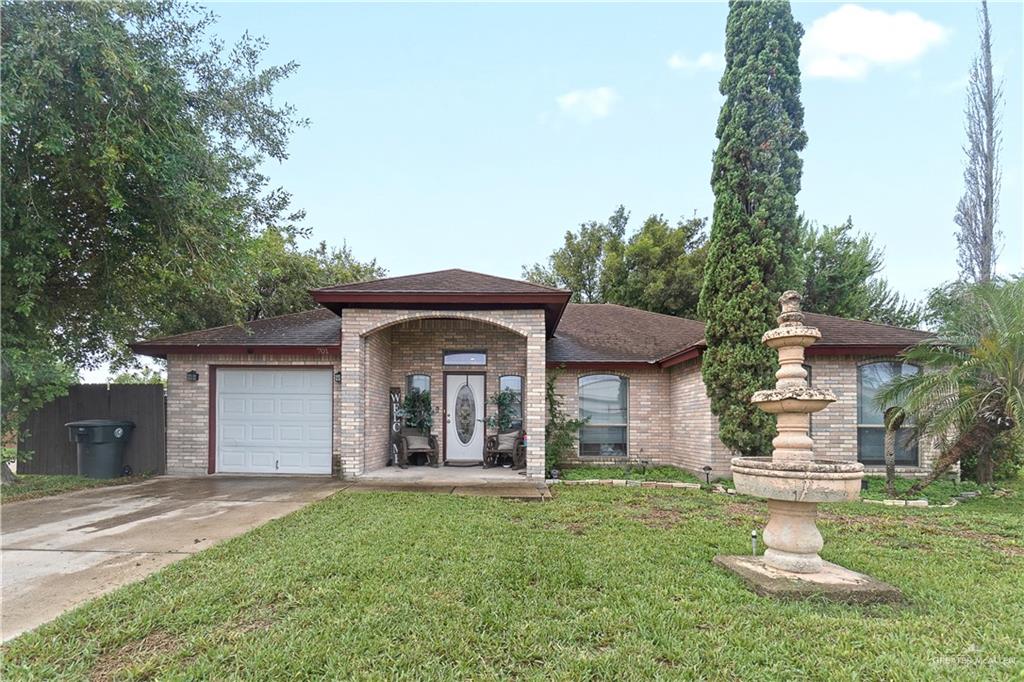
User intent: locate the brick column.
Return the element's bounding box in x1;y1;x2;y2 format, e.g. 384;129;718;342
525;328;547;479
338;330;364;478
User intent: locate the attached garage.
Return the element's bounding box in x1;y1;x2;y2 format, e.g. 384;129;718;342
215;368;333;474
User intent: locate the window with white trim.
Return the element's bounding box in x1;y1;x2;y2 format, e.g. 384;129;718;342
578;374;628;458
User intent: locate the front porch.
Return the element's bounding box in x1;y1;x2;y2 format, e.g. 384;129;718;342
339;309;549;480
350;461;551;499
356;463;528;485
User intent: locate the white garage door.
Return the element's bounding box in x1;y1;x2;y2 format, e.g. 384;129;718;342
216;368;332;474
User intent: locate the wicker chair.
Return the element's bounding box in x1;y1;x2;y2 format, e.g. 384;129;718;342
396;427;439;468
483;429;525;469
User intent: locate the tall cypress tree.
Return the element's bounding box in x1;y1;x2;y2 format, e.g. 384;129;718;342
698;0;807;457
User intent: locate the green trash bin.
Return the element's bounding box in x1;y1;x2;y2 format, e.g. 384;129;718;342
66;420;135;479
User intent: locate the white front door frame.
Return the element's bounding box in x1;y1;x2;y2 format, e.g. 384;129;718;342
443;372;486;464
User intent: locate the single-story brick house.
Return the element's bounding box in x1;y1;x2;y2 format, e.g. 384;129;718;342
132;269;934;480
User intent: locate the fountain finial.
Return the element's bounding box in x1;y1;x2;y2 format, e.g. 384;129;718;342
777;290;804;327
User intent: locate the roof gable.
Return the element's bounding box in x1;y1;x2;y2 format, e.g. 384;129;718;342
311;269;571;336
313;269;568;295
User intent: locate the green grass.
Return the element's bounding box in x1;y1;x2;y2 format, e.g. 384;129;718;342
3;481;1023;680
0;474;148;504
860;476;986;505
559;464;703;484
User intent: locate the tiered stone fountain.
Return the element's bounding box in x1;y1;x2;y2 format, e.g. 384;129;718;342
714;291;902;603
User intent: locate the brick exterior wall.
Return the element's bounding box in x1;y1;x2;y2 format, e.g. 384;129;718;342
163;320;936;481
668;362;734;479
340;309;547;479
546;356;937;480
550;366;674;467
164;351;342;476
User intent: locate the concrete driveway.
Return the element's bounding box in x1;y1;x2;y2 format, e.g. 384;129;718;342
1;476;342;642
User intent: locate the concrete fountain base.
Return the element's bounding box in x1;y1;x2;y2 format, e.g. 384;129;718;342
714;555;903;605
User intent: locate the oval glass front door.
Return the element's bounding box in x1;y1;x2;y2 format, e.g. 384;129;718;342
455;384;476;444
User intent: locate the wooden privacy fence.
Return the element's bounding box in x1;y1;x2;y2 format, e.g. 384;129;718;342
18;384;166;475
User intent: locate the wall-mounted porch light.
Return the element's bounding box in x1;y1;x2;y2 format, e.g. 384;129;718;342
186;370;199;382
334;371;343;384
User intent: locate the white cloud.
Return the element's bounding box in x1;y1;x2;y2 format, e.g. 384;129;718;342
667;51;722;74
556;87;618;122
802;4;948;79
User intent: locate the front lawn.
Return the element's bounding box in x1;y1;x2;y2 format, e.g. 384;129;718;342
559;464;702;484
1;474;148;504
859;475;986;505
4;481;1022;680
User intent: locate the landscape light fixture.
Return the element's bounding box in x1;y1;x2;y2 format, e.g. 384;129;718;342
702;465;713;486
186;370;199;382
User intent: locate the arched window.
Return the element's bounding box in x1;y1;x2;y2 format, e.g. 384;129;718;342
578;374;628;458
406;374;430;395
857;362;919;465
498;375;523;430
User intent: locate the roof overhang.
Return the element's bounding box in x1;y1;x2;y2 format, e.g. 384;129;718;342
546;360;656;370
568;341;913;370
310;290;572;337
657;345;704;368
130;343;341;360
805;344;911;357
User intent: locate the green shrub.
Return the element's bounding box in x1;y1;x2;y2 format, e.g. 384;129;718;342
544;369;587;474
959;429;1024;482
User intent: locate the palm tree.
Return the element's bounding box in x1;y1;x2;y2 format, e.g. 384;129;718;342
876;278;1022;494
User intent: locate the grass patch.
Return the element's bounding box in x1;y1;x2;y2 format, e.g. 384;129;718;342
560;464;702;484
1;474;148;504
3;480;1022;680
860;476;985;505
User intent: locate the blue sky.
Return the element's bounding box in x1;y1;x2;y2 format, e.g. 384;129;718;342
210;1;1023;304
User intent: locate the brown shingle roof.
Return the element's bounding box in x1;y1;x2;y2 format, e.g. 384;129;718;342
132;270;930;363
548;306;931;365
313;269;569;295
131;308;341;357
547;304;706;365
803;313;931;348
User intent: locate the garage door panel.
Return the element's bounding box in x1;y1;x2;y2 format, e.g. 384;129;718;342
279;398;304;414
219;371;249;391
251;425;276;441
278;425;304;441
251;399;275;415
216;368;332;475
221;398;246;416
252;373;276;390
307;398;331;416
307;426;331;443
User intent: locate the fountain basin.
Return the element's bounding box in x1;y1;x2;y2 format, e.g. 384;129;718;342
751;386;836;414
762;325;821;348
731;456;863;503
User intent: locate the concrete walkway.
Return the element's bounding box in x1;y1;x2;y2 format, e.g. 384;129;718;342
1;476;342;642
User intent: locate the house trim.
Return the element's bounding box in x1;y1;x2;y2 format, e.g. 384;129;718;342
134;344;340;359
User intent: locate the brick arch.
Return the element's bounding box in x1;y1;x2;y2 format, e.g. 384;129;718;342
357;310;531;338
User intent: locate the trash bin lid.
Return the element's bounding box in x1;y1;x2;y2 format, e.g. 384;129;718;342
65;419;135;428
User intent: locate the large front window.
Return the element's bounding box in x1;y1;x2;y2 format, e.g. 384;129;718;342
858;362;919;465
578;374;628;458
